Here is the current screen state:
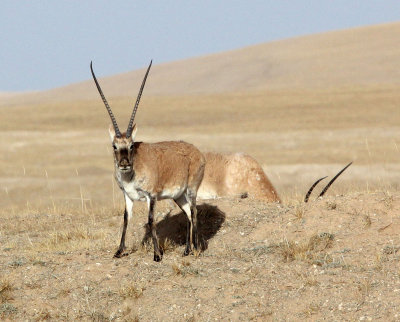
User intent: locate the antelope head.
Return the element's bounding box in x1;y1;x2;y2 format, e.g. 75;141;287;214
90;60;152;173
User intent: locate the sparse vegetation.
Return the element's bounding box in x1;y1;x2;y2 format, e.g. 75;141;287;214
0;186;399;320
274;233;334;264
0;279;13;303
0;23;400;320
326;201;337;210
294;203;306;220
382;191;394;209
119;283;144;300
172;260;202;277
0;303;17;317
363;214;372;228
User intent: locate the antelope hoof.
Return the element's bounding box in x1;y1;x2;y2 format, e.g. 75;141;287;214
183;247;192;257
114;248;128;258
153;250;163;262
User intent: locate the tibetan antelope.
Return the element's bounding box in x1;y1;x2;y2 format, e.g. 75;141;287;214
197;152;350;203
197;152;281;202
90;61;205;261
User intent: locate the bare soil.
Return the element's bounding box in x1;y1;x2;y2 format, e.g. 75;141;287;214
1;191;399;320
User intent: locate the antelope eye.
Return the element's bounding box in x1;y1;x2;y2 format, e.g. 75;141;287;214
129;145;134;151
112;144;117;150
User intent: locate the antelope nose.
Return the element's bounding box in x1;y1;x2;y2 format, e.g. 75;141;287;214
120;159;129;167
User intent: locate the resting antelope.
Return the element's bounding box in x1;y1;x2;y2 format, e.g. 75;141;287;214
198;152;281;202
90;61;205;261
197;152;351;203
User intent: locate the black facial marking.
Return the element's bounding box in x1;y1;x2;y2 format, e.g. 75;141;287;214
120;148;129;158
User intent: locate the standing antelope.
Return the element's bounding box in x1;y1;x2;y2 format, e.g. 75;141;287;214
90;61;205;261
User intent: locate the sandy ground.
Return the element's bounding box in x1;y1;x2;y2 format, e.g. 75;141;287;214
1;191;399;320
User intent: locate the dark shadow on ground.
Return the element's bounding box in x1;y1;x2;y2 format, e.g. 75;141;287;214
141;203;226;252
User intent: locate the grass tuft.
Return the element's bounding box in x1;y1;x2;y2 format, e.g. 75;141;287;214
36;225;107;252
382;191;394;209
119;283;144;300
0;279;13;303
326;201;337;210
275;233;334;264
159;237;176;253
294;203;306;220
171;261;201;277
0;303;17;317
363;214;372;228
34;309;52;321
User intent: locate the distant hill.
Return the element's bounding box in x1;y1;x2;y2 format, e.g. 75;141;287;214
2;22;400;107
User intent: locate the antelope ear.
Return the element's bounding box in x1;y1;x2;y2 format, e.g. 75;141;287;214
108;125;116;141
130;124;138;141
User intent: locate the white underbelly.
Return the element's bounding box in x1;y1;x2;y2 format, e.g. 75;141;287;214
157;186;186;200
122;182;186;201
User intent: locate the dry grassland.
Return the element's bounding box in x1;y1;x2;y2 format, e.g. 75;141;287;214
1;22;400;320
1;86;399;210
1;192;400;320
1;85;399;320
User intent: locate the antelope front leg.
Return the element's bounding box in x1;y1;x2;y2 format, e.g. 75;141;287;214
147;196;163;262
114;194;133;258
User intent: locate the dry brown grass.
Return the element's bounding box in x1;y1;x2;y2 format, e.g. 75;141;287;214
0;278;13;303
0;191;399;320
1;83;399;210
293;202;307;220
0;23;400;320
171;260;200;277
119;283;145;300
275;233;334;264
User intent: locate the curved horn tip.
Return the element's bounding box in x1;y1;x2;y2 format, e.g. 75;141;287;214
126;59;153;137
318;161;353;198
304;176;328;203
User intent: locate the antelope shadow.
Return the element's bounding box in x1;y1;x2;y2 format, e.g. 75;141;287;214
141;203;226;252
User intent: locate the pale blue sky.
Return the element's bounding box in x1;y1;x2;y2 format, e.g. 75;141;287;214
1;1;399;92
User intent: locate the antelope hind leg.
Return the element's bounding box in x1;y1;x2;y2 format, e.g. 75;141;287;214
174;194;193;256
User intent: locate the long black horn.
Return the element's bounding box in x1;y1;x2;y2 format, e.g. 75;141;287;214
126;60;152;138
90;61;121;137
318;162;353;198
304;176;328;203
